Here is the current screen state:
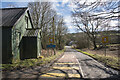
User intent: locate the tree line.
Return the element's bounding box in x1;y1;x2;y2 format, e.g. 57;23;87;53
28;2;68;50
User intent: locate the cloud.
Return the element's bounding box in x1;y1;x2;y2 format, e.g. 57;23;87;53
67;2;77;11
2;0;34;2
62;0;69;5
64;15;77;32
52;2;58;11
2;0;113;2
51;1;76;33
68;26;73;29
109;20;119;26
67;25;78;33
64;16;72;25
57;12;62;15
56;3;60;6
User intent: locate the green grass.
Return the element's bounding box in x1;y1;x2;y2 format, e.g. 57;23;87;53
106;44;120;47
97;44;120;47
2;49;65;71
76;49;120;70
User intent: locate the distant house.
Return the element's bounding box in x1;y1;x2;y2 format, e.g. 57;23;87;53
1;7;41;64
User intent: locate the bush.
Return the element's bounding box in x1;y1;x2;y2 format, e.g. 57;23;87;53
75;35;89;49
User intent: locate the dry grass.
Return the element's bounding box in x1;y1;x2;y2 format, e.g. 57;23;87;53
2;49;65;71
41;49;56;57
82;46;119;58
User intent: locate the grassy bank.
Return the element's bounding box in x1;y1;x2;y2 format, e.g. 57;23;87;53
76;49;120;70
2;49;65;71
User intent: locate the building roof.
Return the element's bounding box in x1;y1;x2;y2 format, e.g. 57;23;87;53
0;7;28;28
24;29;40;37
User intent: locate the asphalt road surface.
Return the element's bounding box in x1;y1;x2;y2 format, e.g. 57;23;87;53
40;46;120;79
2;46;120;80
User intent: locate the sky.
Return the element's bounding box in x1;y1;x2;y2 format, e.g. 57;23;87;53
1;0;119;33
52;1;78;33
1;0;77;33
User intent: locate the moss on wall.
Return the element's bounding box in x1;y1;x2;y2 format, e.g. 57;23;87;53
12;11;33;61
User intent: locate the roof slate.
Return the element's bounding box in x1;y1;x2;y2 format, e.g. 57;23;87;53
0;7;27;27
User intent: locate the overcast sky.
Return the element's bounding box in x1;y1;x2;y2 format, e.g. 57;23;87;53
1;0;119;33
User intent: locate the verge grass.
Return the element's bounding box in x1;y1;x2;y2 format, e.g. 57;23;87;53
76;49;120;70
2;49;65;70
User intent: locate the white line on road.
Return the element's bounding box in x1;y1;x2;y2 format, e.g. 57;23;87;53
73;56;74;58
61;55;65;59
76;58;84;78
85;54;109;70
78;52;119;75
78;51;105;68
90;57;110;71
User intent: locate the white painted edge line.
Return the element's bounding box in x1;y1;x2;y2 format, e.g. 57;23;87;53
76;58;84;78
88;56;109;70
92;57;109;71
90;57;119;74
78;52;118;75
92;58;105;67
73;56;74;58
61;55;65;59
78;51;107;69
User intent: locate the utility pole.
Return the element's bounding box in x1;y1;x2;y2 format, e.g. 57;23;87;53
52;17;56;55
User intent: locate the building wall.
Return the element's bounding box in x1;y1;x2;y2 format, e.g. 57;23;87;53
20;37;37;60
12;11;33;61
2;28;12;64
37;32;41;57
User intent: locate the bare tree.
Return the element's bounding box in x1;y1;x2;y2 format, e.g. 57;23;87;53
28;2;67;50
56;16;68;50
72;0;119;49
28;2;56;49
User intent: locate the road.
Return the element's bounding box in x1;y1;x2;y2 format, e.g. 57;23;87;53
40;46;120;79
2;46;120;79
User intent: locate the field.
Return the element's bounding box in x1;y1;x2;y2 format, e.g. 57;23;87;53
82;46;119;58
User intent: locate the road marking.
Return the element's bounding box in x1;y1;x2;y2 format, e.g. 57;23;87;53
78;50;106;68
61;55;65;58
90;57;110;70
41;73;81;78
53;67;79;70
73;56;75;58
76;58;84;78
55;63;78;65
91;58;105;67
77;51;111;71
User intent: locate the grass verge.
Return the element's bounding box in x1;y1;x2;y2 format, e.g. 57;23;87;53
76;49;120;70
2;49;65;71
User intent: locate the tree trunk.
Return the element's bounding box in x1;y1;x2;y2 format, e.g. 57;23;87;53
41;41;44;49
93;39;97;49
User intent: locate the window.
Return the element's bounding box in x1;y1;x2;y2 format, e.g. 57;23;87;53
18;32;21;41
25;16;28;29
